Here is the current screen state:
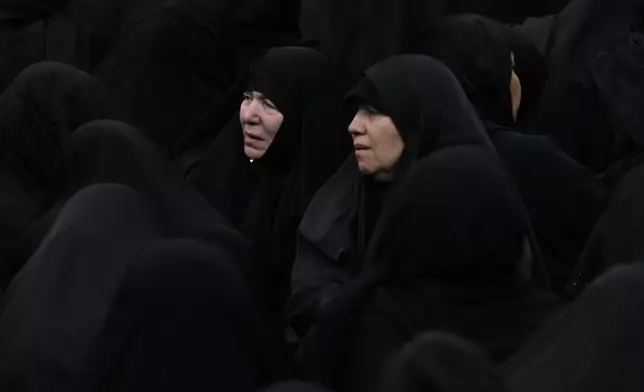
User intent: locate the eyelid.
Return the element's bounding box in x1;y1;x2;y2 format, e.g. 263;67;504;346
362;105;381;115
264;100;277;109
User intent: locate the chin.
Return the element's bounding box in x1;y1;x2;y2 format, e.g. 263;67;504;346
244;147;265;160
357;162;374;176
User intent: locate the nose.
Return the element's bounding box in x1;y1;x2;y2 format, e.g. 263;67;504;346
240;99;261;123
348;111;367;138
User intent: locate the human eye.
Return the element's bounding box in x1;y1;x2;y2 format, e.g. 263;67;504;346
264;99;278;111
242;92;253;102
362;105;381;116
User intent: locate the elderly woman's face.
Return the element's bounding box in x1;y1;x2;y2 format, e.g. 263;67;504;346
239;91;284;160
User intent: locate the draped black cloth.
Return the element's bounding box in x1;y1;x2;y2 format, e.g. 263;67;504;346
413;14;607;292
0;62;127;289
500;24;550;129
296;148;562;392
67;0;165;52
95;0;303;154
56;120;247;257
299;0;444;81
505;264;644;392
572;161;644;293
0;0;114;93
264;383;333;392
0;184;162;391
0;0;67;22
0;116;249;390
192;47;351;330
529;0;644;173
78;238;290;392
288;55;496;338
380;332;510;392
443;0;571;23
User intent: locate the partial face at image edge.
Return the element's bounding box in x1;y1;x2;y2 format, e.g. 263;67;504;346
239;91;284;160
510;52;522;122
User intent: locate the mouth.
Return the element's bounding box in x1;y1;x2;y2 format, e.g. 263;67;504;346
354;143;369;151
244;130;264;142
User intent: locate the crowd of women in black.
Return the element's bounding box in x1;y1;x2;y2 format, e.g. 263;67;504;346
2;0;644;390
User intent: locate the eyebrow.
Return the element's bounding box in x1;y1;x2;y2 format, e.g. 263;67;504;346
247;91;267;101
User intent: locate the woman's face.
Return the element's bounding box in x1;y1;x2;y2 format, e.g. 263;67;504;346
239;91;284;160
510;53;522;121
349;105;405;182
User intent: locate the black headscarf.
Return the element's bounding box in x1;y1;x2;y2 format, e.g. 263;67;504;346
78;239;290;392
371;147;534;290
295;56;529;388
502;24;549;129
593;31;644;153
345;54;495;173
530;0;644;172
414;14;607;291
0;0;67;22
380;332;510;392
298;147;561;390
316;54;495;269
506;264;644;392
194;46;350;236
193;46;351;327
442;0;570;24
299;0;445;82
264;382;333;392
414;15;515;128
95;0;303;154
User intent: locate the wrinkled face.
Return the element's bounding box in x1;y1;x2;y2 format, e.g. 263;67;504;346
510;53;522;121
239;91;284;160
349;105;405;182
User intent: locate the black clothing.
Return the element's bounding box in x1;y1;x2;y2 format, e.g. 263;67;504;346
443;0;571;23
0;1;113;93
0;62;126;288
289;55;495;336
296;148;563;392
264;383;333;392
0;116;249;389
380;332;510;392
95;0;302;154
506;264;644;392
0;184;162;391
79;239;290;392
501;24;550;129
299;0;444;81
529;0;644;173
192;47;351;328
490;129;606;291
57;120;247;259
414;14;607;291
572;160;644;293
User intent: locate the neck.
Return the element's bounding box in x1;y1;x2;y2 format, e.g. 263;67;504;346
372;167;396;183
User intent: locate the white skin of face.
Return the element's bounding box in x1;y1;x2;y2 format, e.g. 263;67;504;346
349;105;405;182
510;52;522;121
239;91;284;160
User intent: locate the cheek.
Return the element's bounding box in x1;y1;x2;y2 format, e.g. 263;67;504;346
510;74;522;106
373;125;404;164
264;113;284;139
